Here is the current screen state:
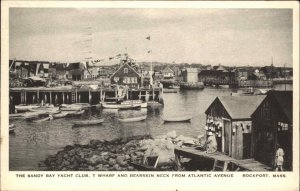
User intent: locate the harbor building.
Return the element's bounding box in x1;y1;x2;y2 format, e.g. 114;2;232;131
251;91;293;170
205;96;265;160
110;63;141;89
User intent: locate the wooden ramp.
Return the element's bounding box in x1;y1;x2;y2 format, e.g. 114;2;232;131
174;147;272;171
233;159;273;171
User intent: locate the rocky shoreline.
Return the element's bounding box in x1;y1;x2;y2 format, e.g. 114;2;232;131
41;131;204;171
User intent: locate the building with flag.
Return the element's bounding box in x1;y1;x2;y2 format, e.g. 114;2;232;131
110;63;141;88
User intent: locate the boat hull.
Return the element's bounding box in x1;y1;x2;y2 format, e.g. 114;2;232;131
118;115;147;122
73;119;104;126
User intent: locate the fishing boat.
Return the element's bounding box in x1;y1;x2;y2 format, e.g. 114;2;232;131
73;119;104;126
162;115;192;123
117;115;147;122
15;105;40;112
101;102;142;110
9;124;15;133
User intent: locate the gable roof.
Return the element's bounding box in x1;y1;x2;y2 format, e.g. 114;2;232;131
268;91;292;122
161;66;174;73
206;95;266;120
110;63;140;79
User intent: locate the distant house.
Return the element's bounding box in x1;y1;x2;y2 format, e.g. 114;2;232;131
251;91;293;170
248;72;267;80
110;63;141;88
68;62;86;81
237;68;249;81
181;68;198;83
261;65;280;79
161;66;174;80
205;96;265;160
198;70;235;85
55;63;67;80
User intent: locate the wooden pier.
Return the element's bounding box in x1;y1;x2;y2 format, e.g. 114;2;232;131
174;147;272;171
9;86;162;105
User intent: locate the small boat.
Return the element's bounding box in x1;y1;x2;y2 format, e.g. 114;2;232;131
9;113;24;118
15;105;40;112
163;88;178;93
23;111;49;120
163;116;192;123
101;102;141;110
118;115;147;122
66;110;85;117
9;124;15;133
52;111;69;119
73;119;104;126
32;116;52;123
121;100;148;108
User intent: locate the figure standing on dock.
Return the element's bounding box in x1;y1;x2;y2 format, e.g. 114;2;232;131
275;144;284;171
206;132;217;154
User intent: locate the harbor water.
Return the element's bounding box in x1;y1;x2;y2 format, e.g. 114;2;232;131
9;84;292;170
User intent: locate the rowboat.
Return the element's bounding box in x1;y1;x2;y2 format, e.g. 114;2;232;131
32;116;51;123
15;105;40;112
162;116;192;122
118;115;147;122
73;119;104;126
52;111;69;119
23;111;49;120
121;100;148;108
9;124;15;133
163;88;178;93
101;102;141;110
66;110;85;117
9;113;24;118
60;104;85;111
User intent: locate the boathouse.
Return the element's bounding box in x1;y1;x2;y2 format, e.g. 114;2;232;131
181;68;198;83
251;91;292;170
110;63;141;88
205;96;265;160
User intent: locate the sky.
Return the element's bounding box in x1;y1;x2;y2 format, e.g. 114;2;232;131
9;8;293;67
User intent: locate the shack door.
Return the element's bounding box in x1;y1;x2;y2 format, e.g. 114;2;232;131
224;120;231;155
243;133;252;159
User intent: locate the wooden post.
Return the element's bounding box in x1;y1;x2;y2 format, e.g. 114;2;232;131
62;92;65;104
21;90;24;104
174;151;182;170
50;92;52;104
24;90;27;104
66;94;69;104
37;90;39;103
152;87;155;100
75;88;78;103
78;93;81;103
100;87;103;102
44;93;47;104
89;88;91;104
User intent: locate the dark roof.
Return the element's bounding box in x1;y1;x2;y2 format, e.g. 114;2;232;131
269;91;292;122
207;95;266;120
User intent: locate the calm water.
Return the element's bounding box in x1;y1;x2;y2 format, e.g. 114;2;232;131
9;84;292;170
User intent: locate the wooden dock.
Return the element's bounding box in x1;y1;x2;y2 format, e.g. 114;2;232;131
174;147;272;171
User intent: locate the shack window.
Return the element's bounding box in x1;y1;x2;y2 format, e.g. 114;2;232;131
124;68;128;73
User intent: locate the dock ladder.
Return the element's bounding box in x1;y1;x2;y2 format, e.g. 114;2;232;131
71;89;76;103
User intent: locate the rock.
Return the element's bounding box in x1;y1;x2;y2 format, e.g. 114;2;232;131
88;165;95;171
101;152;109;156
135;151;144;157
127;166;134;171
108;158;116;166
86;155;102;165
166;131;177;139
96;164;103;170
119;161;128;167
68;149;76;157
64;145;74;151
125;155;130;160
116;155;126;164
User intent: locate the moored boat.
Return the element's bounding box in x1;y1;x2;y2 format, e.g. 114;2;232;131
162;115;192;122
9;124;15;133
52;111;69;119
163;88;178;93
117;115;147;122
101;102;142;110
121;100;148;108
66;109;85;117
32;116;51;123
15;105;40;112
73;119;104;126
9;113;24;118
